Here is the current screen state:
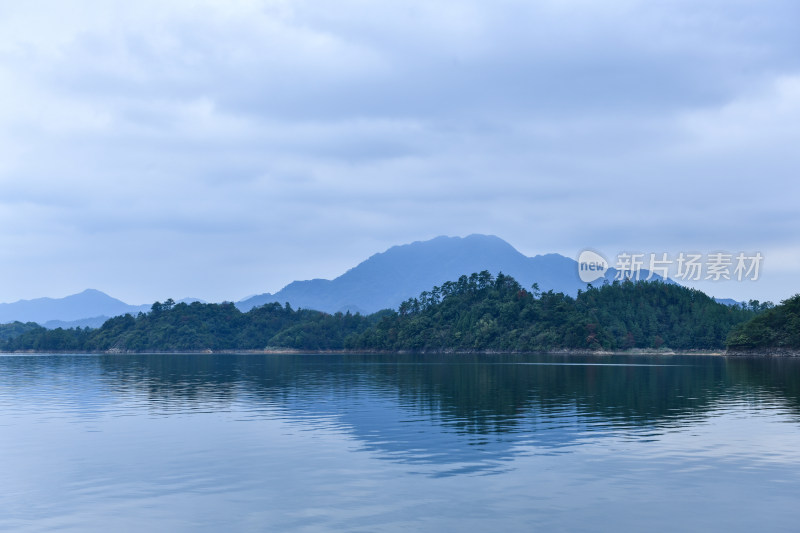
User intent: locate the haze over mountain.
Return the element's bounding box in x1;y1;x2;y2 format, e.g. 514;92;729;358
0;291;205;329
0;289;149;326
2;235;669;325
42;316;116;330
237;234;619;314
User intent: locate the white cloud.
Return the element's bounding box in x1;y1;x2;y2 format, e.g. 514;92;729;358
0;0;799;304
679;75;800;154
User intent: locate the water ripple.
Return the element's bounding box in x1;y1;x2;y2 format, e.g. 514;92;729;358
2;353;800;531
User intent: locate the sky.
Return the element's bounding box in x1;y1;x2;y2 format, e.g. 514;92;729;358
1;0;799;305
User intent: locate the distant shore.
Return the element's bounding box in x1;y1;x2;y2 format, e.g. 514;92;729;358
3;348;796;356
725;348;800;357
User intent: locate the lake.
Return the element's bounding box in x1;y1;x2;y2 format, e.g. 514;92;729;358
1;353;799;532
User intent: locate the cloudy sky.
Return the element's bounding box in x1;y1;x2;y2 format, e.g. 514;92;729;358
1;0;799;305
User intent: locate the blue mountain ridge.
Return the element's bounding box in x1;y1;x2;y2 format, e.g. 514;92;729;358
0;292;202;328
236;234;629;314
1;235;683;325
0;289;150;325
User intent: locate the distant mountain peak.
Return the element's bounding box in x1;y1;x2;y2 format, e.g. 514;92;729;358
237;234;600;314
1;234;680;325
79;288;103;294
0;289;149;325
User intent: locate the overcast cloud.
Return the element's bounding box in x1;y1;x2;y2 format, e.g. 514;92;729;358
1;0;799;304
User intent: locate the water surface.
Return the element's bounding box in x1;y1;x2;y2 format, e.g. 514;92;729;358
1;353;799;532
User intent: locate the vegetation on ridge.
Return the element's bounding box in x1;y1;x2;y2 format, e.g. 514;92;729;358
1;272;760;353
726;294;800;351
0;321;42;341
347;273;757;351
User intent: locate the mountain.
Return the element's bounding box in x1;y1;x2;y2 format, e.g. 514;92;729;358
3;273;753;353
713;297;744;307
43;316;114;330
237;234;623;314
0;289;150;325
0;235;666;324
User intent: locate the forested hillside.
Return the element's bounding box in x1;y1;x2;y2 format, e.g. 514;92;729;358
1;274;758;353
347;273;756;352
726;294;800;352
0;321;42;341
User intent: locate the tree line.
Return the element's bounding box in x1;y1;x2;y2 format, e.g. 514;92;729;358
0;272;765;353
726;294;800;352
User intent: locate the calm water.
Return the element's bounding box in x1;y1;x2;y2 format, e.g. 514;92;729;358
1;353;800;532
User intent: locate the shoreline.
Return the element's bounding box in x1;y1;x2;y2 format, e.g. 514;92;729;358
725;348;800;357
2;348;793;356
